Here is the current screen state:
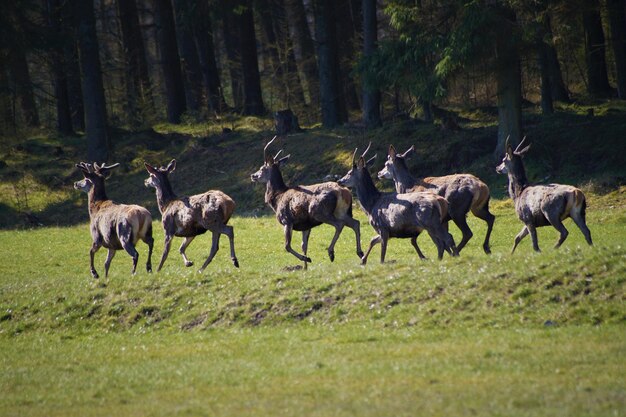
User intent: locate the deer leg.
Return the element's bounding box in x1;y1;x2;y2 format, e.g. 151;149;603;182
344;216;364;258
527;224;540;252
199;231;220;273
445;231;459;257
326;223;344;262
379;235;389;264
284;224;312;263
120;240;139;275
452;215;473;254
143;228;154;273
103;249;116;278
511;226;529;254
362;235;382;265
427;231;445;260
302;229;311;270
90;241;102;279
472;204;495;254
157;234;173;272
179;236;196;267
545;213;569;249
118;222;139;274
571;213;593;246
410;235;427;259
221;224;239;268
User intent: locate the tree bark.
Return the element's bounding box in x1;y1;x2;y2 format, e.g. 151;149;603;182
236;0;266;115
221;5;244;110
607;0;626;98
7;48;39;127
543;15;570;103
336;0;361;113
73;0;110;162
582;0;613;97
65;40;85;131
313;0;347;127
117;0;154;122
46;0;73;135
153;0;186;123
173;0;204;114
537;39;554;115
284;0;319;106
361;0;380;127
191;0;229;113
495;7;522;159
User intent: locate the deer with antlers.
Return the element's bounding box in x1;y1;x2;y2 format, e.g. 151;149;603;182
496;136;592;253
378;144;495;254
338;144;458;264
144;159;239;272
74;162;154;278
250;136;363;268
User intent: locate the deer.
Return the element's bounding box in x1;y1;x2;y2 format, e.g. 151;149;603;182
496;136;592;253
378;144;495;254
74;162;154;279
337;144;458;264
250;136;364;269
144;159;239;272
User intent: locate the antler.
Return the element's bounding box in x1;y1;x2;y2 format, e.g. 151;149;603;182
263;136;278;161
76;162;93;173
273;150;283;161
361;142;372;159
513;136;528;154
351;147;359;166
505;135;511;150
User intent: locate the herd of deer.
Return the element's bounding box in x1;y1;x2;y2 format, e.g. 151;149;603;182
74;136;593;278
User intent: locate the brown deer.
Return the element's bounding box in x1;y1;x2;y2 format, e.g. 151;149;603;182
496;136;592;253
378;144;495;254
74;162;154;278
144;160;239;272
250;137;363;268
338;145;458;264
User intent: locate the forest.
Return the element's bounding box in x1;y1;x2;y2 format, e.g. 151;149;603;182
1;0;625;162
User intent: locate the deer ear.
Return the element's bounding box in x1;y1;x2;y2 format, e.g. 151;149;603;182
388;145;397;160
401;145;415;159
357;156;366;169
144;162;158;175
166;159;176;173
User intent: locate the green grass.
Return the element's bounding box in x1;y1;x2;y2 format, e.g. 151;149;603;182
1;107;625;415
0;190;625;415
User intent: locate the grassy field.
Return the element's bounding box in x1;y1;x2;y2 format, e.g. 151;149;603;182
1;189;625;416
1;107;625;415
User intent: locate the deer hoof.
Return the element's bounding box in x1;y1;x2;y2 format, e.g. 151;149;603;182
304;256;312;263
360;257;367;266
147;265;153;273
328;251;335;262
233;258;239;268
357;251;364;258
185;260;194;267
91;271;99;279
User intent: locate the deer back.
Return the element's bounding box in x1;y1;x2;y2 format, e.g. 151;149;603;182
516;183;585;225
91;202;152;249
300;181;352;219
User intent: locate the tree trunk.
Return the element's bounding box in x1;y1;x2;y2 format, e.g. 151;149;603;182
0;60;15;132
543;15;570;103
336;0;361;112
117;0;154;123
73;0;110;162
153;0;186;123
607;0;626;98
495;8;522;159
313;0;347;127
222;6;244;110
537;40;554;115
46;0;74;135
284;0;319;106
7;48;40;127
66;41;85;131
173;0;204;114
361;0;380;127
237;0;266;115
192;0;229;114
582;0;613;97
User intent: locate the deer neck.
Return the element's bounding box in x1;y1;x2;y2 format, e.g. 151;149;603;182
155;179;178;213
393;161;418;194
265;166;289;210
87;184;109;218
507;161;529;201
355;170;381;213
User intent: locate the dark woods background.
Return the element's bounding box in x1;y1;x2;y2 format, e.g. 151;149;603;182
1;0;625;161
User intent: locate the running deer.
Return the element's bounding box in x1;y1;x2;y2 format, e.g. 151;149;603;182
250;137;363;268
338;145;458;264
378;144;495;254
74;162;154;278
496;136;592;253
144;160;239;272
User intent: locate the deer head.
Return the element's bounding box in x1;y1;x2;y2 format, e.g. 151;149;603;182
144;159;176;189
74;162;119;193
250;136;291;183
378;144;415;180
496;136;531;175
337;143;377;188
